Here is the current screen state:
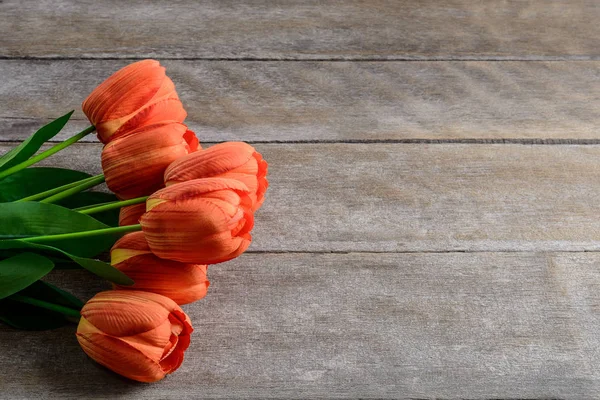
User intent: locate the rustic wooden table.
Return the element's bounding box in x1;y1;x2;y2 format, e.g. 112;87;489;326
1;1;600;398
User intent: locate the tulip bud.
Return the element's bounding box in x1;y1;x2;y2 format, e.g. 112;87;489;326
164;142;268;211
83;59;187;144
111;232;209;305
76;290;193;383
140;178;254;264
119;203;147;226
102;122;199;199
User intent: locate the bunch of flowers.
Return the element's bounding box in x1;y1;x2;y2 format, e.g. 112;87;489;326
0;60;268;382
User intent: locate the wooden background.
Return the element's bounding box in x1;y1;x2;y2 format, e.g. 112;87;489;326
1;1;600;398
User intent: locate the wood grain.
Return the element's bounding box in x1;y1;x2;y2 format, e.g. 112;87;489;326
4;142;600;252
2;252;600;398
1;60;600;142
1;0;598;60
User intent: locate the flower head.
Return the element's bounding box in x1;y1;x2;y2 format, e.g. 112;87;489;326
83;60;186;144
111;232;209;305
76;290;193;382
140;178;254;264
102;122;199;199
165;142;268;211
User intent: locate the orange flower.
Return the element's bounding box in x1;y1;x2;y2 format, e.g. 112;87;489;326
82;59;187;144
119;203;147;226
76;290;193;383
111;232;209;305
164;142;268;211
140;178;254;264
102;122;199;199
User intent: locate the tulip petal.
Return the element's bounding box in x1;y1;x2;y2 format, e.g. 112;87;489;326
141;178;254;264
120;318;173;361
83;60;169;143
82;60;189;144
77;332;167;383
164;142;255;182
112;231;149;252
183;129;200;153
76;291;193;383
119;203;148;226
83;60;162;120
162;311;193;374
164;143;268;211
151;177;251;201
112;98;187;141
113;252;209;305
102;123;193;199
81;291;179;336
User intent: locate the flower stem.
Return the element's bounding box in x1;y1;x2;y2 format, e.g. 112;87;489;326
78;196;148;215
9;294;81;319
74;200;120;212
20;224;142;243
16;174;105;202
0;126;95;181
40;174;106;204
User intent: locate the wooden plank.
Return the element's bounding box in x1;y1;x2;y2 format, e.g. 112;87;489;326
1;60;600;142
1;1;598;60
4;142;600;252
2;252;600;398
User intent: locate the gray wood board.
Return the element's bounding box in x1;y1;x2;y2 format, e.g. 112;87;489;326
4;142;600;253
1;252;600;399
1;60;600;142
1;0;599;60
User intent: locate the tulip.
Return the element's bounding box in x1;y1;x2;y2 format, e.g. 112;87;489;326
102;122;199;199
76;290;193;383
140;178;254;264
111;232;209;305
164;142;268;211
82;59;187;144
119;203;147;226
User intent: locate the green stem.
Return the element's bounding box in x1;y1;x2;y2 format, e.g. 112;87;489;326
40;174;105;204
21;224;142;243
78;196;148;215
74;200;119;212
0;126;95;181
9;294;81;319
16;174;105;202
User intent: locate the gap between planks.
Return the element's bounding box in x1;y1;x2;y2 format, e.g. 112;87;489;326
3;139;600;145
244;249;600;254
1;56;599;62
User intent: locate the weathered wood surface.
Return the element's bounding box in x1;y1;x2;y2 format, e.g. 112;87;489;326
2;0;600;398
2;252;600;399
2;60;600;142
1;0;599;60
4;142;600;253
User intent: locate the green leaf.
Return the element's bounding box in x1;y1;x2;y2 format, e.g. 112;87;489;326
0;240;133;286
0;112;73;172
0;281;82;330
0;167;91;202
0;201;114;257
19;280;84;309
0;302;70;330
58;191;120;227
0;253;54;300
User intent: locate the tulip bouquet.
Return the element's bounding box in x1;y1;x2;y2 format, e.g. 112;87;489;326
0;60;267;382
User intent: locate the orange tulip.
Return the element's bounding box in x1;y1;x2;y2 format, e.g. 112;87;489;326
76;290;193;383
140;178;254;264
111;232;209;305
102;122;199;199
119;203;147;226
82;59;187;144
164;142;268;211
